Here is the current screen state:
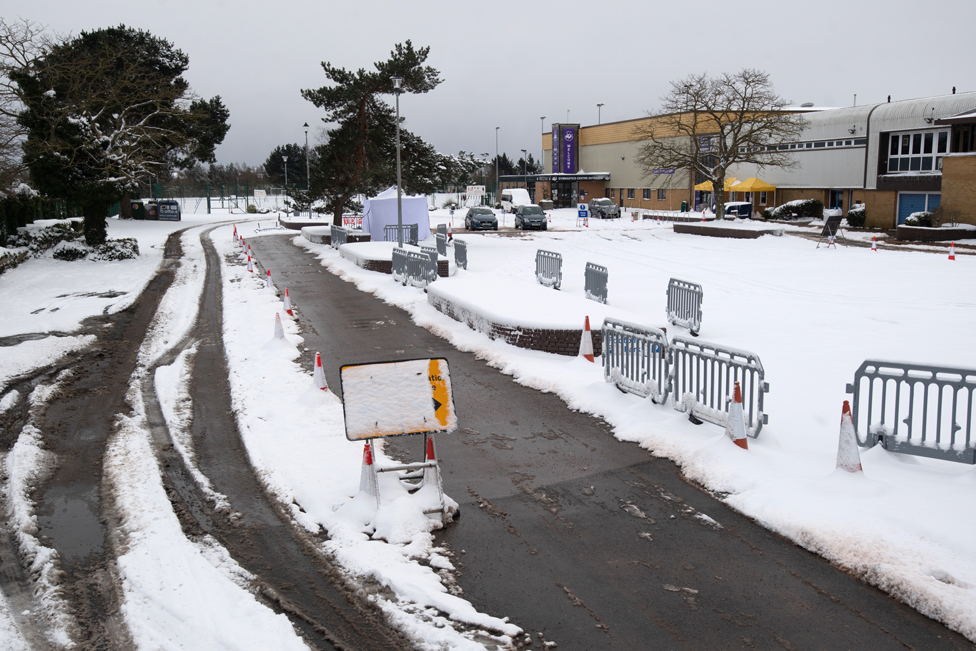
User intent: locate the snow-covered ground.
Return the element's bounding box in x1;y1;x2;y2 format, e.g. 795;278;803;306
289;205;976;641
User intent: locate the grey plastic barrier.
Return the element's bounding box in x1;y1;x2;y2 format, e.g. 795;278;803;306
384;223;419;246
454;240;468;270
846;360;976;464
392;246;408;280
670;335;768;438
436;232;447;257
602;318;670;404
585;262;608;304
331;224;348;248
421;246;438;284
535;250;562;290
667;278;703;336
392;247;436;289
437;224;447;236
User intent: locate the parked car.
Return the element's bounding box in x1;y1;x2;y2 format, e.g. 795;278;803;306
501;188;531;213
514;204;547;230
587;197;620;219
465;207;498;231
722;202;753;219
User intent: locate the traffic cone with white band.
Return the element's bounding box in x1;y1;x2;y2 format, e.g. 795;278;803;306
836;400;862;473
447;223;453;242
949;242;956;261
421;436;441;489
871;237;877;252
313;352;328;391
265;268;272;288
283;288;294;317
359;441;379;499
724;382;749;450
579;316;595;363
273;312;284;340
246;254;253;273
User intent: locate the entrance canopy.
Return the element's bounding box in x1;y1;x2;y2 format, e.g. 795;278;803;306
693;177;739;191
731;177;776;192
362;187;432;242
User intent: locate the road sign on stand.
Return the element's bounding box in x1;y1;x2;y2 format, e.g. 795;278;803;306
577;204;589;228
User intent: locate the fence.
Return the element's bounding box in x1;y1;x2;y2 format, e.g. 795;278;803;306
601;318;670;404
437;224;447;236
846;360;976;464
667;278;703;336
436;233;447;257
331;224;348;248
392;247;437;289
535;250;562;290
454;240;468;270
384;223;419;246
670;335;768;438
585;262;608;304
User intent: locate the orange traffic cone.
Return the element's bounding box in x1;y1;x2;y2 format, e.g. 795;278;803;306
283;288;294;317
421;436;441;489
313;352;328;390
871;237;877;252
836;400;862;473
233;224;238;242
579;316;595;363
273;312;284;340
246;254;253;273
359;441;379;499
447;223;453;242
265;268;272;288
724;382;749;450
949;242;956;261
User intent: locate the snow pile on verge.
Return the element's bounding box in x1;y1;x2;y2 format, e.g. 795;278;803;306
217;226;520;649
292;219;976;642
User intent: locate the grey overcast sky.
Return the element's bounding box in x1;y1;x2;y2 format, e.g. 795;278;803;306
9;0;972;167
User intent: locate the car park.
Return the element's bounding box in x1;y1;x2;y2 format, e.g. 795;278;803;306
587;197;620;219
514;204;547;230
465;207;498;231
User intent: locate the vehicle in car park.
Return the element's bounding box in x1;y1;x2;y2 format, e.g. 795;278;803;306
500;188;531;213
514;204;547;230
587;197;620;219
722;202;754;219
465;207;498;231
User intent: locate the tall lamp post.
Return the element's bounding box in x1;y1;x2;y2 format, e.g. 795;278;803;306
282;155;288;188
392;74;403;247
495;126;500;204
303;122;310;192
540;116;546;167
520;148;527;188
597;103;604;125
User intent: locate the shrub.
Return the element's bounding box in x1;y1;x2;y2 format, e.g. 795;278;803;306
91;238;140;261
762;208;773;220
930;205;959;228
904;211;933;227
52;240;91;261
7;222;82;257
767;198;824;220
247;204;257;214
846;205;866;228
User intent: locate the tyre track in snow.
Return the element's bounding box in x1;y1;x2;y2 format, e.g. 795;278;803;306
249;233;973;651
138;225;410;651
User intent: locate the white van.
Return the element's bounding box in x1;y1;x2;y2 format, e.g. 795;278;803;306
500;188;531;213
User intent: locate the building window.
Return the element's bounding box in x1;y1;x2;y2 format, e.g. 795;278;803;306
657;189;666;201
610;189;615;198
643;188;651;200
744;192;752;202
759;191;767;205
829;190;844;210
887;129;948;173
627;189;635;200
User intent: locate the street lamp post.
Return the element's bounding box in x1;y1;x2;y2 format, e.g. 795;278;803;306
303;122;310;192
282;155;288;188
495;126;500;204
597;103;604;125
520;148;527;188
540;116;545;167
392;74;403;247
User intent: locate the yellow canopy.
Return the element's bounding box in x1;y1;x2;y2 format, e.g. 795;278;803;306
693;177;739;191
731;177;776;192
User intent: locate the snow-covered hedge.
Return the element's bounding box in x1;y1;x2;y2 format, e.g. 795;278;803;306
52;240;90;261
905;211;933;227
846;204;867;228
91;238;139;261
763;198;824;221
6;221;83;257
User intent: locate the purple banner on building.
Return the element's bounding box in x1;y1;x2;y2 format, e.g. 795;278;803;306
561;126;577;174
552;130;558;174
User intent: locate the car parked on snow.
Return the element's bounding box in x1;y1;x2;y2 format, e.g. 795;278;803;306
501;188;532;213
722;202;754;219
465;207;498;231
514;204;547;230
587;197;620;219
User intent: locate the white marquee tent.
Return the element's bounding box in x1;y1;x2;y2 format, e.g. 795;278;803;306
361;187;432;242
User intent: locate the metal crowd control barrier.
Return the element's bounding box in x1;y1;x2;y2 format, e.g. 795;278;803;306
670;335;768;438
437;224;447;236
585;262;608;304
392;246;408;280
331;224;348;248
601;318;670;404
392;247;436;289
535;250;562;290
436;232;447;257
846;360;976;464
384;223;419;246
421;246;439;284
667;278;703;336
454;239;468;270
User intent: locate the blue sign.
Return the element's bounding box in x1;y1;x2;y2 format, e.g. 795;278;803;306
157;200;181;221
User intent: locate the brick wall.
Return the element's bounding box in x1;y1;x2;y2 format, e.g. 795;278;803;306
428;292;602;358
941;155;976;226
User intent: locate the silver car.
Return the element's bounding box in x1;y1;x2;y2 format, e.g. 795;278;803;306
588;198;619;219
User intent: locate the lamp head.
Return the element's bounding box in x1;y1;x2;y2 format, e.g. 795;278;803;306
391;74;402;91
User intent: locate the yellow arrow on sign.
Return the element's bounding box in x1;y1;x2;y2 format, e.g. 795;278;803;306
429;359;450;427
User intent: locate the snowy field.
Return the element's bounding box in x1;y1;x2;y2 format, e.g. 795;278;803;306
291;206;976;641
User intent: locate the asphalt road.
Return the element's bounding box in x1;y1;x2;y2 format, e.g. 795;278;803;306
250;233;971;651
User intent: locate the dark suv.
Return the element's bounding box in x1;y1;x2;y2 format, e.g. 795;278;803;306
465;207;498;231
515;204;547;230
588;197;619;219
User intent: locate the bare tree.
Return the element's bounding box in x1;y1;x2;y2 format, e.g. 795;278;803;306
634;69;804;218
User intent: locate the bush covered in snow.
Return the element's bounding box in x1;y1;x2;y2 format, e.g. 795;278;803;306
52;240;91;261
904;211;933;227
7;221;84;257
91;238;139;261
763;198;824;221
846;204;867;228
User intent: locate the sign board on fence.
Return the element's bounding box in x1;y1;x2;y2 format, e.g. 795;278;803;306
157;200;181;221
340;358;457;440
466;185;486;195
253;189;267;199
